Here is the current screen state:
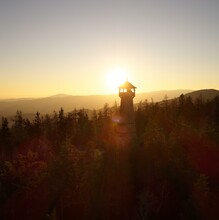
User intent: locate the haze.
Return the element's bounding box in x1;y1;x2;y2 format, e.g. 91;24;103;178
0;0;219;98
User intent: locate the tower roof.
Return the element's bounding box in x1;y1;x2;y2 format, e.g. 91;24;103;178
119;81;136;89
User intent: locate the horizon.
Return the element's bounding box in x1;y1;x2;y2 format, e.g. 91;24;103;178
2;87;219;101
0;88;197;100
1;88;218;118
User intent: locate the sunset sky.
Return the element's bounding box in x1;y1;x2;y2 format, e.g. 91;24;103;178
0;0;219;98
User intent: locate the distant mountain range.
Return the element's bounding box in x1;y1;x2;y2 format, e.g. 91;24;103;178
0;89;219;118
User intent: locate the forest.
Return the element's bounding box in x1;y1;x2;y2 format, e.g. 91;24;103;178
0;94;219;220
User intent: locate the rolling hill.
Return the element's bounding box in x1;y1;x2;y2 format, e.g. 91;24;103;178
0;90;193;117
184;89;219;100
0;89;219;119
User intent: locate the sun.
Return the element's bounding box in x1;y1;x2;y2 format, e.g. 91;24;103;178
106;68;127;90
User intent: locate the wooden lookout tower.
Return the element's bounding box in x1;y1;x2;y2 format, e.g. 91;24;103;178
116;81;136;145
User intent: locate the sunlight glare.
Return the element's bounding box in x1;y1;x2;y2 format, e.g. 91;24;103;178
106;68;127;90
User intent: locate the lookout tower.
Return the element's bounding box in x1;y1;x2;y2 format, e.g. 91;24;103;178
116;81;136;144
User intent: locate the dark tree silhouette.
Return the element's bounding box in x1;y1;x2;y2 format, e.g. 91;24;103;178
1;97;219;219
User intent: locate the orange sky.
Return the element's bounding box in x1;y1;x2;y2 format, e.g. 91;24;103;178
0;0;219;98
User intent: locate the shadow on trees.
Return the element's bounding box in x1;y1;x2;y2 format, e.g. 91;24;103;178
0;96;219;219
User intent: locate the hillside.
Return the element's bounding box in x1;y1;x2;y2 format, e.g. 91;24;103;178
184;89;219;100
0;90;192;117
1;89;219;220
3;89;219;118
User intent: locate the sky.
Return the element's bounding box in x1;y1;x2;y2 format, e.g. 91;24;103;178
0;0;219;98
